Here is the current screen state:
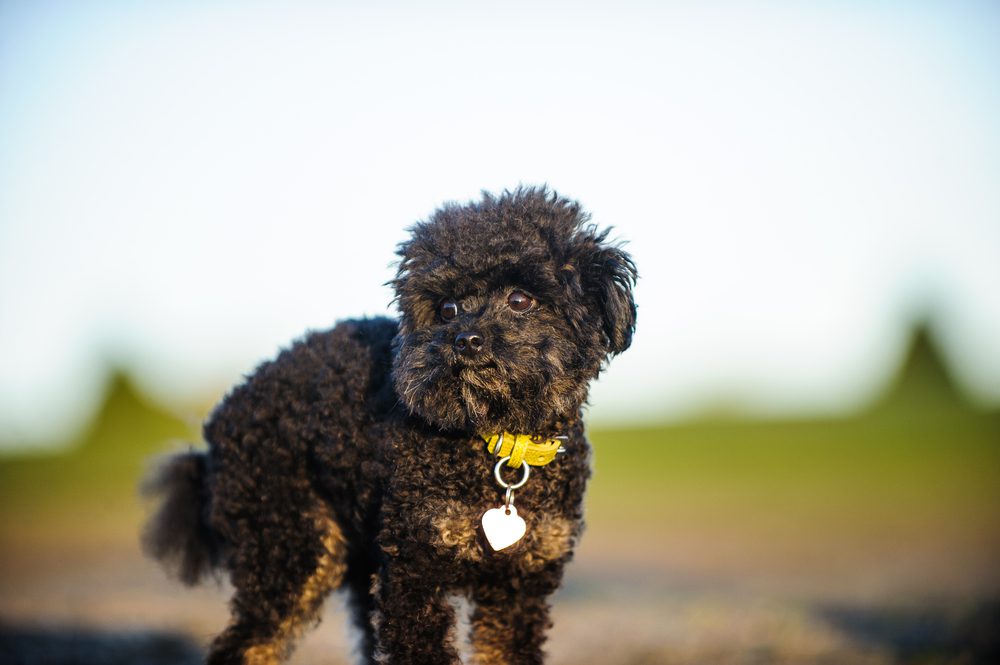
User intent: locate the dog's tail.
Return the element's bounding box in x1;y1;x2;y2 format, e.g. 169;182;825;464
141;449;221;585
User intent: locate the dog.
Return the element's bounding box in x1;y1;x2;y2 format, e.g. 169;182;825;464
143;187;637;664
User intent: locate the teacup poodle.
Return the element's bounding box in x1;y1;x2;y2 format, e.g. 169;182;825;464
143;186;637;664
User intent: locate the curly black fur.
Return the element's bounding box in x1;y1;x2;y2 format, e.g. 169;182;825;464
143;187;637;665
141;450;220;586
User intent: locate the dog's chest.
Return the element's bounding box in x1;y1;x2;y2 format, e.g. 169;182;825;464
426;496;575;572
391;433;579;572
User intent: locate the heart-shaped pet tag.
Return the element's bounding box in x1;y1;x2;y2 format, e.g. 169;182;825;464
481;505;526;551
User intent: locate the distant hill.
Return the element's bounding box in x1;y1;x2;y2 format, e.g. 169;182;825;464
0;371;197;542
871;322;977;418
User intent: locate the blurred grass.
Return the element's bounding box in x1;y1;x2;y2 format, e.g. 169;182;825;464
588;415;1000;531
587;324;1000;534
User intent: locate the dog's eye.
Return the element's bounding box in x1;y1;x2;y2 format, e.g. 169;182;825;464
439;301;459;321
507;291;534;313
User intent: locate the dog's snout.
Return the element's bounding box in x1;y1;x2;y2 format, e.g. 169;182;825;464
454;331;484;357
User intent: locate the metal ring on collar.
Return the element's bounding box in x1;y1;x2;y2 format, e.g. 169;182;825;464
504;486;515;510
493;455;529;490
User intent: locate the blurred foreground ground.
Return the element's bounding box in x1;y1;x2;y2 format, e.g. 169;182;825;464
1;328;998;663
2;540;998;665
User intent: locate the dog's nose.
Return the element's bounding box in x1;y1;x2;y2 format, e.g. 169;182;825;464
454;331;484;357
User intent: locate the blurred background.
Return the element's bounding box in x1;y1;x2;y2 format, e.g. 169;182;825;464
1;1;998;663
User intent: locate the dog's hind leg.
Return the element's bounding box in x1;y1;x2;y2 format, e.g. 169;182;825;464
207;506;347;665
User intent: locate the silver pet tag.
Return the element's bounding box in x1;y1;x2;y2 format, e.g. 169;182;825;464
481;504;526;551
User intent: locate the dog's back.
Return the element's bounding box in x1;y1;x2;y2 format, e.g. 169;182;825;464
143;318;397;584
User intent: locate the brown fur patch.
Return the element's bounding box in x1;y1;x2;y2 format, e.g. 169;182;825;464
242;512;347;665
243;643;281;665
430;500;573;573
470;613;509;665
522;513;574;572
430;500;483;562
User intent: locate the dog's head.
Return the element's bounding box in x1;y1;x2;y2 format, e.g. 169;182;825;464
391;187;636;435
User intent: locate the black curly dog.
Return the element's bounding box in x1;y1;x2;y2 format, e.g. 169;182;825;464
143;187;637;664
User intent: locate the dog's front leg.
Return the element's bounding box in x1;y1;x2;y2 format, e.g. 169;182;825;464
469;579;557;665
372;560;461;665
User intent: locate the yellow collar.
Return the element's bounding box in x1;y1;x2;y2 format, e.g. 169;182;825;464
482;432;564;468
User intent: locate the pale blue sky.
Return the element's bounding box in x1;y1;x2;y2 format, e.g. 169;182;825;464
1;1;999;448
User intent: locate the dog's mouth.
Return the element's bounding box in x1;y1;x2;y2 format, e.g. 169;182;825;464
452;358;498;375
453;361;507;402
445;342;498;370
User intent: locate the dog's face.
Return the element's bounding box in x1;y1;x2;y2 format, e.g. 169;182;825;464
391;188;636;435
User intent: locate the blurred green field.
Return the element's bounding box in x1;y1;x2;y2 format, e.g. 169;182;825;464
590;396;1000;547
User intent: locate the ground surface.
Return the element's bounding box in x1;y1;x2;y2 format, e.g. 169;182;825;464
1;536;998;665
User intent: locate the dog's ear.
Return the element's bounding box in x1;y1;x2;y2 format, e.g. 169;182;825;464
571;228;638;356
